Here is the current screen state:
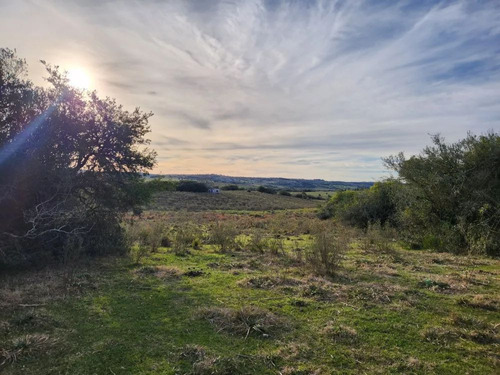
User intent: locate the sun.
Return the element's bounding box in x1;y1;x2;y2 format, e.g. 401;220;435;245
67;67;91;89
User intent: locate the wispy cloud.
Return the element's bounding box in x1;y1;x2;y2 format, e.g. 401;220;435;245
1;0;499;180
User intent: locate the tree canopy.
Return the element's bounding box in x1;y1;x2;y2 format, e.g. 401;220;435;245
0;48;156;264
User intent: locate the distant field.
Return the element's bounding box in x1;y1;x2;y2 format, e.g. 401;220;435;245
303;190;335;199
159;174;373;191
148;190;319;211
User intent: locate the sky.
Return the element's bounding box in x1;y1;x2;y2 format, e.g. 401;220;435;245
1;0;499;181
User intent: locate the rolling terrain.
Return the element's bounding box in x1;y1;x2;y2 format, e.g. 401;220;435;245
154;174;373;191
1;194;498;374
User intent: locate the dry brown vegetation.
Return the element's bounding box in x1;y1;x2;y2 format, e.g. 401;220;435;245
149;190;318;211
198;306;289;339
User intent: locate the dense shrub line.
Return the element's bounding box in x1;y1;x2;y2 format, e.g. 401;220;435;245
319;133;499;256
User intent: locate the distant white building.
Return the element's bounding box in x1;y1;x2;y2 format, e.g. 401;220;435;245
208;188;220;194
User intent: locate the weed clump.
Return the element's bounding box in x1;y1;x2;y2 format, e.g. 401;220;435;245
238;275;303;290
299;277;340;301
458;295;499;311
321;321;358;344
1;333;58;365
422;326;459;345
9;310;57;330
198;306;288;338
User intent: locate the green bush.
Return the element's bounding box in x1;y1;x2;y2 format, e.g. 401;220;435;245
257;186;276;194
209;222;238;252
318;181;399;228
320;132;499;256
0;49;156;266
177;181;209;192
171;224;202;255
306;225;351;276
221;184;241;191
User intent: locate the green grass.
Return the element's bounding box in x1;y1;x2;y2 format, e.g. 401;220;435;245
1;212;499;374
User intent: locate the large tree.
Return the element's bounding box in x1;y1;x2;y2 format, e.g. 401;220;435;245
0;48;156;264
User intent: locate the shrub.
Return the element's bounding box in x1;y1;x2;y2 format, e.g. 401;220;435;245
221;184;241;191
257;186;276;194
248;230;268;253
318;181;399;228
171;224;202;255
268;237;285;256
209;222;238;252
278;190;291;196
176;181;209;192
305;226;350;276
145;179;178;192
125;222;165;263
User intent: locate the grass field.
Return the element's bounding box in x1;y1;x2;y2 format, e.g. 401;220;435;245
149;190;319;211
1;207;498;374
303;191;335;200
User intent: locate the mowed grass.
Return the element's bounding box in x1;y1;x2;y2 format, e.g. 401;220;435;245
1;210;499;374
149;190;319;211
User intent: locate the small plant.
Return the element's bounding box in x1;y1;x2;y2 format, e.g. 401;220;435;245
268;237;285;256
125;221;165;263
248;230;268;253
198;306;288;338
130;244;149;264
321;321;358;344
209;222;238;252
305;226;350;276
171;224;202;255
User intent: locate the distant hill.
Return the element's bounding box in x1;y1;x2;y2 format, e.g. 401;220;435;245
150;174;373;191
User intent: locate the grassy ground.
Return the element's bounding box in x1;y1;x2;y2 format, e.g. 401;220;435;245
303;191;334;200
1;210;499;374
149;190;319;211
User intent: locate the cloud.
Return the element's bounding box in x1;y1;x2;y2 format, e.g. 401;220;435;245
1;0;499;180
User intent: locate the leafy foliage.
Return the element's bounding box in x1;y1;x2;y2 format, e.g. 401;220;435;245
257;186;276;194
176;180;209;192
320;133;499;255
0;48;156;264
